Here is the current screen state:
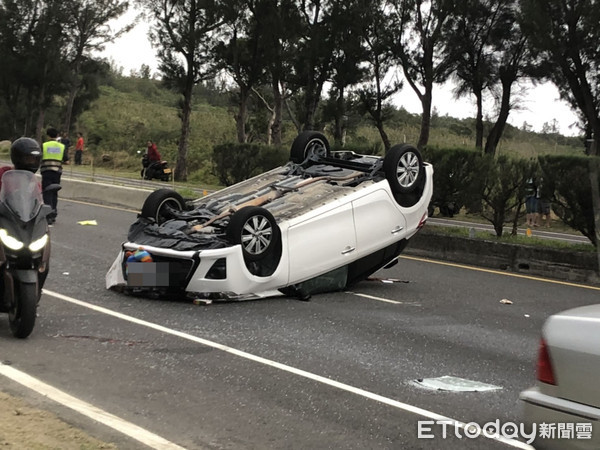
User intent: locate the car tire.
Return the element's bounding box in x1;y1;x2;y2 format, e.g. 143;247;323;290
383;144;424;195
290;131;331;163
140;189;185;224
227;206;281;262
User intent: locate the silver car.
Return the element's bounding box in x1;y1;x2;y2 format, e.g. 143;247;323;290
520;304;600;449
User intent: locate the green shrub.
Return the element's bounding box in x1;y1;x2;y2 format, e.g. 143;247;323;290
539;154;599;246
480;156;537;236
212;143;288;186
421;146;486;216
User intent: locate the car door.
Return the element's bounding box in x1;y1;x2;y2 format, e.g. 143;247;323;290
352;189;407;258
287;202;357;283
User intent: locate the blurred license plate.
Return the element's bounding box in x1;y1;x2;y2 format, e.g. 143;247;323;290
163;168;172;174
127;262;170;286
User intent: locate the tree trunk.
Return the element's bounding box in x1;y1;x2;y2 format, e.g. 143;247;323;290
417;90;432;150
333;87;345;146
271;79;283;147
175;82;193;182
35;108;45;144
63;81;79;135
236;87;250;143
35;83;47;144
475;90;484;150
484;75;512;155
376;119;391;152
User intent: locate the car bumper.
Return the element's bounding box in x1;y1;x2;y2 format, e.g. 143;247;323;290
520;387;600;449
105;242;286;299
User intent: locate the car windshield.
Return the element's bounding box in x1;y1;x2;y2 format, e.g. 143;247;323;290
0;170;43;222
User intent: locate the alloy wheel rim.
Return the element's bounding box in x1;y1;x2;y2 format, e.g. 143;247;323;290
396;152;420;188
241;215;273;255
306;139;327;159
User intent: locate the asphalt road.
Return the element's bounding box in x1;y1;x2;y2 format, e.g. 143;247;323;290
1;199;599;449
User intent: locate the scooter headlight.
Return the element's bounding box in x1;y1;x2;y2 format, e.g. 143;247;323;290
29;234;49;252
0;229;24;250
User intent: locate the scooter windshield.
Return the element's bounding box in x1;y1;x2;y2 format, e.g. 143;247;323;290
0;170;43;222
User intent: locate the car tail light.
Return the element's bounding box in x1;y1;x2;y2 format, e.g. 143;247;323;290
417;212;427;229
537;339;556;385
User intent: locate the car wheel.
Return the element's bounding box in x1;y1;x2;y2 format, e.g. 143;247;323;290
383;144;424;195
140;189;185;224
290;131;331;163
227;206;281;262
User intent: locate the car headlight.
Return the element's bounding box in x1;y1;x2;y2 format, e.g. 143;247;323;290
0;229;24;250
29;234;49;252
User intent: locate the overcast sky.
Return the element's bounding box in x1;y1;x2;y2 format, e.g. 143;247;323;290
100;15;581;137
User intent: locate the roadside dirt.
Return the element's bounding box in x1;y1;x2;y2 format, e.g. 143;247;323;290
0;391;115;449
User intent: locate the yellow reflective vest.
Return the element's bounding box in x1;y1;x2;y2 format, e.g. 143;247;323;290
41;140;66;172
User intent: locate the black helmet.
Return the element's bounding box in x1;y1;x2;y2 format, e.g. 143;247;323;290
10;137;42;173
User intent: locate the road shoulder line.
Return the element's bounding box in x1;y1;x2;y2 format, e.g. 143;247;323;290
0;361;185;450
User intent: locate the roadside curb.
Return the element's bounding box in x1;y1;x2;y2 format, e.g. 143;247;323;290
406;228;600;286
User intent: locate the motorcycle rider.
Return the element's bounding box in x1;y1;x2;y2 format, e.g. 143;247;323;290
0;137;45;316
145;140;162;179
0;137;43;190
41;128;68;224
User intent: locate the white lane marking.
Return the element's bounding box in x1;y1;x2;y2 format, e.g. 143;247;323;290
42;289;532;449
346;291;421;305
0;362;185;450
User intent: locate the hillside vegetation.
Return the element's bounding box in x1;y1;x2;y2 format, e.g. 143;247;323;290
75;76;583;186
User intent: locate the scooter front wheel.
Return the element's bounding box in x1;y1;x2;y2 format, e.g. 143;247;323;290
8;282;38;338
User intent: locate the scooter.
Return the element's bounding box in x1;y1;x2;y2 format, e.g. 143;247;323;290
140;152;172;182
0;170;54;338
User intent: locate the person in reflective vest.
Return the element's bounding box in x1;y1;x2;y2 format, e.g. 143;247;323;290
41;127;69;224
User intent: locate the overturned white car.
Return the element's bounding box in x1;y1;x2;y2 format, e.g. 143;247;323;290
106;132;433;300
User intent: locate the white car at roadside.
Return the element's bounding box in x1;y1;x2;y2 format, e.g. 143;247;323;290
520;304;600;449
106;131;433;301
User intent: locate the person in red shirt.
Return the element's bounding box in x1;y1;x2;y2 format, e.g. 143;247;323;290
147;140;161;162
74;132;84;165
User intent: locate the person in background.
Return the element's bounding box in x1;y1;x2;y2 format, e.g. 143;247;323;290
41;127;69;224
524;177;538;227
75;132;84;165
147;140;161;163
536;177;552;228
59;132;71;161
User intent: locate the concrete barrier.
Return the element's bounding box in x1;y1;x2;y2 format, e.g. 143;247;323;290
406;228;600;286
60;176;152;211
